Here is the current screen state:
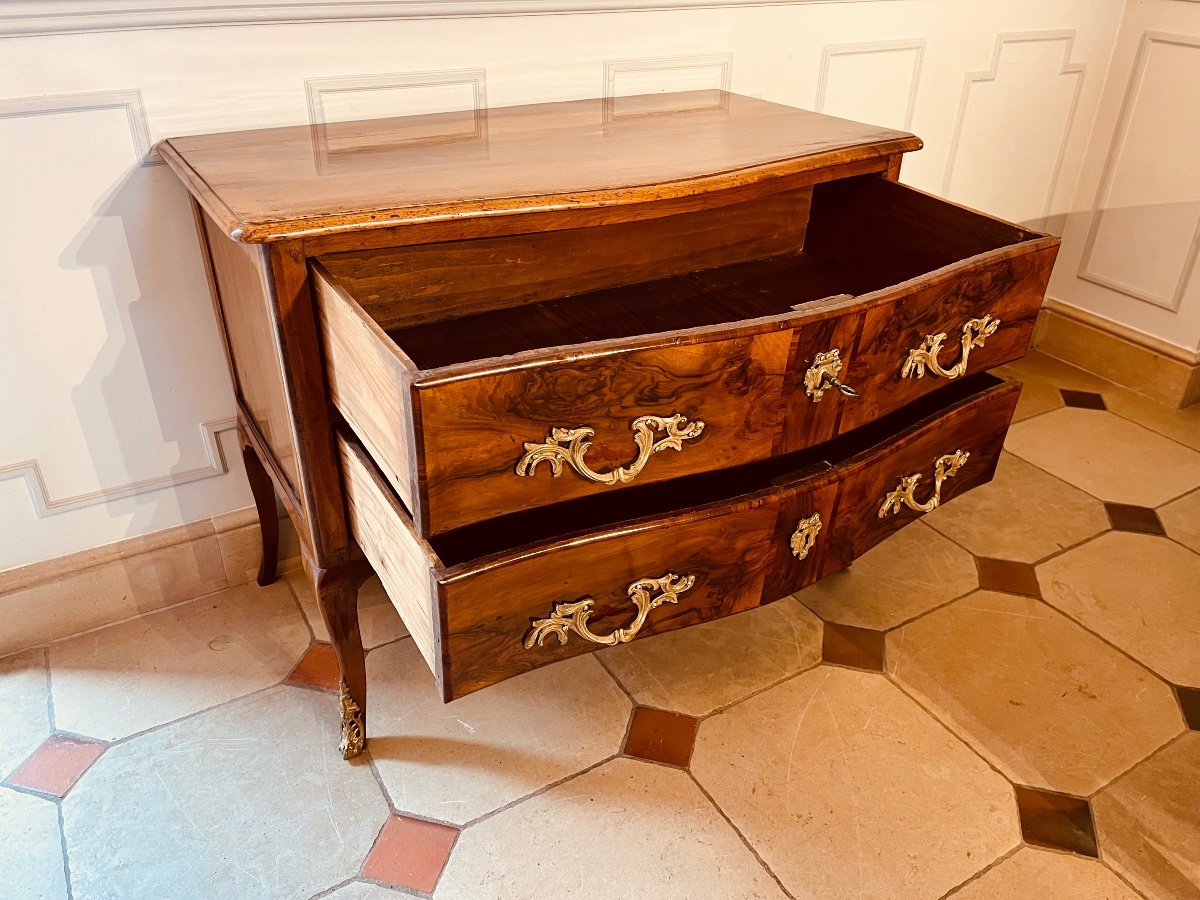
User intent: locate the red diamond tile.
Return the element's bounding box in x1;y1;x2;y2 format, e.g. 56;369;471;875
6;735;106;797
285;642;341;693
361;814;458;893
623;707;699;768
1015;785;1098;857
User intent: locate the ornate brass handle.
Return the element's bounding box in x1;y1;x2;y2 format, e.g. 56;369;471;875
524;572;696;649
901;315;1000;380
790;513;823;560
879;450;970;518
516;414;704;485
804;349;859;402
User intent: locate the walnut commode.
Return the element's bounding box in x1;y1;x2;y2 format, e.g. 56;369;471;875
161;91;1058;759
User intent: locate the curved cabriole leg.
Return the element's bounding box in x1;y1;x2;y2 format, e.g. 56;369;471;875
241;445;280;587
313;560;374;759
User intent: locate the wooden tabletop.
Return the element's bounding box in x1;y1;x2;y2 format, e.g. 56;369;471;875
159;90;921;243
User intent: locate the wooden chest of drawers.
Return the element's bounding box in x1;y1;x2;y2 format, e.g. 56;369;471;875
161;91;1058;759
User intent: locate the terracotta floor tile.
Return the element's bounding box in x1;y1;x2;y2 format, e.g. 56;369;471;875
1093;733;1200;899
6;735;105;797
889;591;1182;795
976;557;1041;598
821;622;886;671
1039;531;1200;687
601;598;821;716
1060;389;1107;410
925;452;1108;564
1014;786;1097;857
361;814;457;894
1178;686;1200;731
1104;502;1165;535
623;707;698;767
285;642;341;692
948;847;1141;899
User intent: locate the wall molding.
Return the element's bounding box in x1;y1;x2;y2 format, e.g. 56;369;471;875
0;0;901;37
0;89;158;164
942;30;1085;224
1077;31;1200;312
814;38;924;129
0;418;237;517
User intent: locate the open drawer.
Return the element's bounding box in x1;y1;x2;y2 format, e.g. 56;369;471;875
316;175;1057;536
339;373;1021;701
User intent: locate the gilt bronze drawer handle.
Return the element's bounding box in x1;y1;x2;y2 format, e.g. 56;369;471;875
804;349;859;402
790;513;823;560
524;572;697;649
516;414;704;485
879;450;970;518
901;315;1000;380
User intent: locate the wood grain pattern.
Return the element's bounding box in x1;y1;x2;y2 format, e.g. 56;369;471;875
320;188;813;330
157;91;920;243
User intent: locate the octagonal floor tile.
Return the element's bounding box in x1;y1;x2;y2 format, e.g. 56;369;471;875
600;598;821;716
366;641;629;825
325;883;405;899
1005;407;1200;507
1093;733;1200;899
691;666;1018;900
50;581;310;741
436;757;787;900
0;650;51;779
62;685;388;900
924;452;1109;563
948;847;1140;899
1160;488;1200;554
0;787;66;900
287;572;408;650
1038;531;1200;688
1104;387;1200;452
889;590;1182;796
796;521;977;629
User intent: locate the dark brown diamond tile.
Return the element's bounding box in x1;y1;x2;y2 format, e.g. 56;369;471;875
976;557;1041;598
1060;390;1108;410
1178;686;1200;731
821;623;886;672
1104;502;1166;536
1014;785;1098;857
623;707;699;768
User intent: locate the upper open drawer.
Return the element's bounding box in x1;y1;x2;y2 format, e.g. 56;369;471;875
314;174;1059;536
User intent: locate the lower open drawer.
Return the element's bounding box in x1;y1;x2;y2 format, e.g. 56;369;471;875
339;374;1020;701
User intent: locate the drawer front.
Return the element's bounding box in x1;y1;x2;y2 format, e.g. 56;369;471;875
415;328;794;535
439;495;781;699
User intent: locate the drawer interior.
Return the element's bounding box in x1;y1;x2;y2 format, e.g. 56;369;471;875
427;372;1004;567
319;176;1041;371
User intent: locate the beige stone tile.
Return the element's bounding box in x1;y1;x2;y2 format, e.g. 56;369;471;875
217;518;303;587
286;571;409;649
1003;350;1116;393
367;641;629;825
691;666;1018;899
1093;733;1200;900
0;788;67;899
948;847;1142;899
1105;387;1200;452
0;650;51;780
796;521;977;629
0;534;229;658
1160;488;1200;554
600;598;821;716
436;757;786;900
1005;408;1200;506
326;882;406;899
50;581;310;741
889;590;1182;795
62;686;388;900
924;452;1108;563
993;363;1064;422
1039;532;1200;688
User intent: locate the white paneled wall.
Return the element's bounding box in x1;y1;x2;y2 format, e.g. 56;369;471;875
0;0;1131;569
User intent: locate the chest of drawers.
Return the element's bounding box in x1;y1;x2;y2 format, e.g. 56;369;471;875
161;91;1058;759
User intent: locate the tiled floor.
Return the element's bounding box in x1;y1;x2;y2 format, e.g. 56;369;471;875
2;351;1198;900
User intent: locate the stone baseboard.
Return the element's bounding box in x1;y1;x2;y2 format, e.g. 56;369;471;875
1033;300;1200;408
0;509;302;658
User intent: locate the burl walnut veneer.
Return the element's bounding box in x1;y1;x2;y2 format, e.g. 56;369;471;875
160;91;1058;759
